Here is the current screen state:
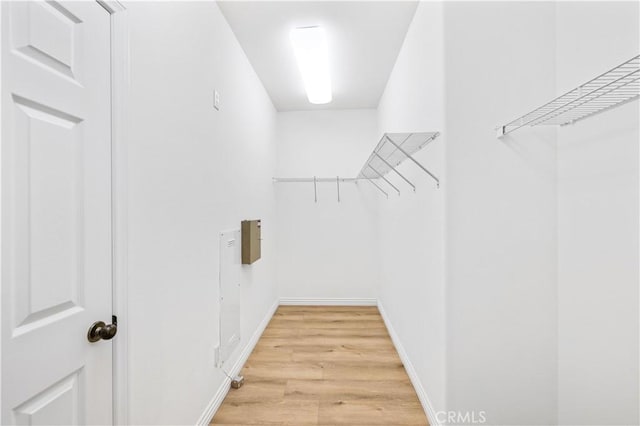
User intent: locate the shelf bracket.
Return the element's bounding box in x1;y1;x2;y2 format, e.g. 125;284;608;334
363;176;388;198
384;136;440;188
336;176;340;203
367;165;400;195
373;152;416;192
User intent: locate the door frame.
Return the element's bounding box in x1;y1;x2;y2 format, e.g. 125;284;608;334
96;1;130;425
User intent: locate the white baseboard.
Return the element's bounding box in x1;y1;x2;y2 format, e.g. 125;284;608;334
279;297;377;306
377;301;440;426
195;372;228;426
195;299;279;426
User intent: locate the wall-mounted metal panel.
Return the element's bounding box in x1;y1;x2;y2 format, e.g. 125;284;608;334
241;220;261;265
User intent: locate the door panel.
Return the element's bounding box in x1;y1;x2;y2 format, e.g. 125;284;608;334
13;369;84;426
11;95;84;335
11;1;82;81
2;2;112;424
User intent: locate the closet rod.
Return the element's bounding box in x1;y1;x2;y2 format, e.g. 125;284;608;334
272;177;360;183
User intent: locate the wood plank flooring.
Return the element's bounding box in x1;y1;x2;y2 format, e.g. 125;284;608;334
211;306;429;426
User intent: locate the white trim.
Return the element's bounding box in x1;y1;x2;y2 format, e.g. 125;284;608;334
101;2;130;425
0;2;4;417
279;297;377;306
196;299;279;426
377;301;440;426
196;374;229;426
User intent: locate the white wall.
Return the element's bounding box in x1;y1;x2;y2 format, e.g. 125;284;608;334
121;2;639;425
377;3;559;424
556;3;639;424
375;0;447;418
125;2;278;424
275;109;380;301
443;2;558;424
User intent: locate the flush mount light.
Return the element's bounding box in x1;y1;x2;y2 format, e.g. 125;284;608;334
290;26;332;105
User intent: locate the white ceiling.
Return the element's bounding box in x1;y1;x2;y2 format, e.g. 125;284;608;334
217;1;418;111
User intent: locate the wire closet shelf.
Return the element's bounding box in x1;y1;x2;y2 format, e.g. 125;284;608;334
272;131;441;201
496;54;640;137
358;132;440;193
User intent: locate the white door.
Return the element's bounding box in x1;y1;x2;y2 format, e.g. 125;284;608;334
1;1;113;425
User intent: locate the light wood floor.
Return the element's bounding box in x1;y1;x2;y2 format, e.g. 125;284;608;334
211;305;429;426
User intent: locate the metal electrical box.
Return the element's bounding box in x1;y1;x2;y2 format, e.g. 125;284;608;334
241;219;261;265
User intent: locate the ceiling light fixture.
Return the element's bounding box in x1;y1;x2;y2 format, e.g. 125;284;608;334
290;26;332;105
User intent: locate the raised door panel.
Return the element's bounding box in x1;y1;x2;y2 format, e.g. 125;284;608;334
11;95;85;337
10;1;82;81
13;370;83;426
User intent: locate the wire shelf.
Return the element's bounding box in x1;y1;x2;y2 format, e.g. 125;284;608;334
357;132;440;186
497;54;640;137
272;131;441;201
